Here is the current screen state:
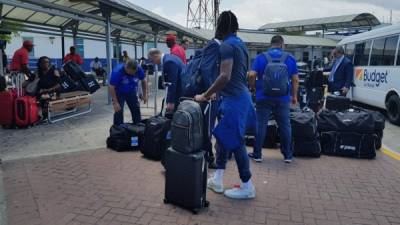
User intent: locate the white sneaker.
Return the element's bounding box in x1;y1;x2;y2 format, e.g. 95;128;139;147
224;184;256;199
207;177;224;194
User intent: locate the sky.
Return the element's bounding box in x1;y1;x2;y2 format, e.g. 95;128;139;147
129;0;400;29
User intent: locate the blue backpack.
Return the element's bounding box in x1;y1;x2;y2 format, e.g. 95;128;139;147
263;52;290;97
181;39;221;97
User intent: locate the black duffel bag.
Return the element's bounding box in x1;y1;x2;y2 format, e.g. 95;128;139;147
290;108;317;139
320;131;377;159
63;61;86;81
59;74;79;93
317;108;375;134
80;74;100;94
293;137;321;157
107;122;146;152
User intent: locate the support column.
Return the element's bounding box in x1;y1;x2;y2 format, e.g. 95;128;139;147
141;41;145;59
134;41;138;60
102;6;113;104
61;28;65;61
153;33;158;116
72;24;78;47
0;3;4;77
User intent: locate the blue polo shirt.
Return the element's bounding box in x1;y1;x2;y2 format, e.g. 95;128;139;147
110;64;145;94
252;48;298;102
219;33;249;97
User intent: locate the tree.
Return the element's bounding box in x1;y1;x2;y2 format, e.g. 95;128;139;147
0;21;24;43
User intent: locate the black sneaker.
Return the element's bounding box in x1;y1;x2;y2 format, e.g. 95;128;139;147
248;153;263;162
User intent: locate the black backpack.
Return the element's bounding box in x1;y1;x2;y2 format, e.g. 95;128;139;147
263;52;290;97
171;100;204;154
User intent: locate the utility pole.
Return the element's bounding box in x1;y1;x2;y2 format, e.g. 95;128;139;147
390;10;393;24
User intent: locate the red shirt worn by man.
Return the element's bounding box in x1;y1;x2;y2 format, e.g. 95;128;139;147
64;46;83;65
10;41;32;71
166;34;187;64
64;53;83;65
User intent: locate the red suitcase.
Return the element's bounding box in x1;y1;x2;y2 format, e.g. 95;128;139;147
0;90;17;126
14;96;39;127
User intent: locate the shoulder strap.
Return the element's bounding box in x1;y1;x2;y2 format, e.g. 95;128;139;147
279;52;289;63
263;52;274;63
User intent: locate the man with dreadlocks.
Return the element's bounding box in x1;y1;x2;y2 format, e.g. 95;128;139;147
195;11;256;199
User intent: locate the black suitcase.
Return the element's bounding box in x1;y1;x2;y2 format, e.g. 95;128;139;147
317;109;376;134
80;75;100;94
293;137;321;157
141;116;171;160
307;87;324;105
290;108;316;139
63;61;86;81
305;70;325;88
325;95;351;111
107;123;146;152
320;131;376;159
164;148;209;213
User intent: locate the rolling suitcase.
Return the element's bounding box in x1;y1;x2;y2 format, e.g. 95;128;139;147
320;131;376;159
14;96;39;127
80;75;100;94
107;122;146;152
63;61;86;81
0;90;16;127
164;147;209;213
325;94;350;111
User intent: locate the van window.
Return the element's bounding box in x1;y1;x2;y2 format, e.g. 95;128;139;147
370;38;385;66
371;36;399;66
354;41;371;66
345;44;355;62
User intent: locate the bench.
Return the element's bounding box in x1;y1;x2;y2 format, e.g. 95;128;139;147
48;91;92;123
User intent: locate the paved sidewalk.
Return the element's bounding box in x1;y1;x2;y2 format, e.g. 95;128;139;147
3;148;400;225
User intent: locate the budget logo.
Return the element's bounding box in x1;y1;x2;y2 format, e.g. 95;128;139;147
355;68;363;80
362;69;388;88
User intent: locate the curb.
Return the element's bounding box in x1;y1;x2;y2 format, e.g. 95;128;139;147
381;145;400;161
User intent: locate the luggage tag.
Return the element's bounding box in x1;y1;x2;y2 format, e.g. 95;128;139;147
131;136;139;147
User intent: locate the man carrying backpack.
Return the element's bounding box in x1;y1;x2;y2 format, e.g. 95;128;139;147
248;35;299;163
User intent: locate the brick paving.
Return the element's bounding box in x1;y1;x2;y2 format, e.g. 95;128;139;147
2;148;400;225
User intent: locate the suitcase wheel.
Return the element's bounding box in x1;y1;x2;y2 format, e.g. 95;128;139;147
204;200;210;208
163;198;169;204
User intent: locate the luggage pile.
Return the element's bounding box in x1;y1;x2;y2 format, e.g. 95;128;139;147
63;61;100;94
291;108;321;157
164;99;209;214
0;73;39;128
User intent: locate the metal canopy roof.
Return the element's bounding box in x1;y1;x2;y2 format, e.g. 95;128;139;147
196;29;338;47
259;13;380;32
0;0;208;43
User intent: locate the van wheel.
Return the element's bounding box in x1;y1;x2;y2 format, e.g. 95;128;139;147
386;95;400;125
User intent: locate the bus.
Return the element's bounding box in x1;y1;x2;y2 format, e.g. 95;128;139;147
339;24;400;125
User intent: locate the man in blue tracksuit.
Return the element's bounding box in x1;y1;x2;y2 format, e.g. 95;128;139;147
147;48;185;112
248;35;299;163
195;11;256;199
109;60;148;125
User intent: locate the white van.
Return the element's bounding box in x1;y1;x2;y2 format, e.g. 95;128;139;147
339;24;400;125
